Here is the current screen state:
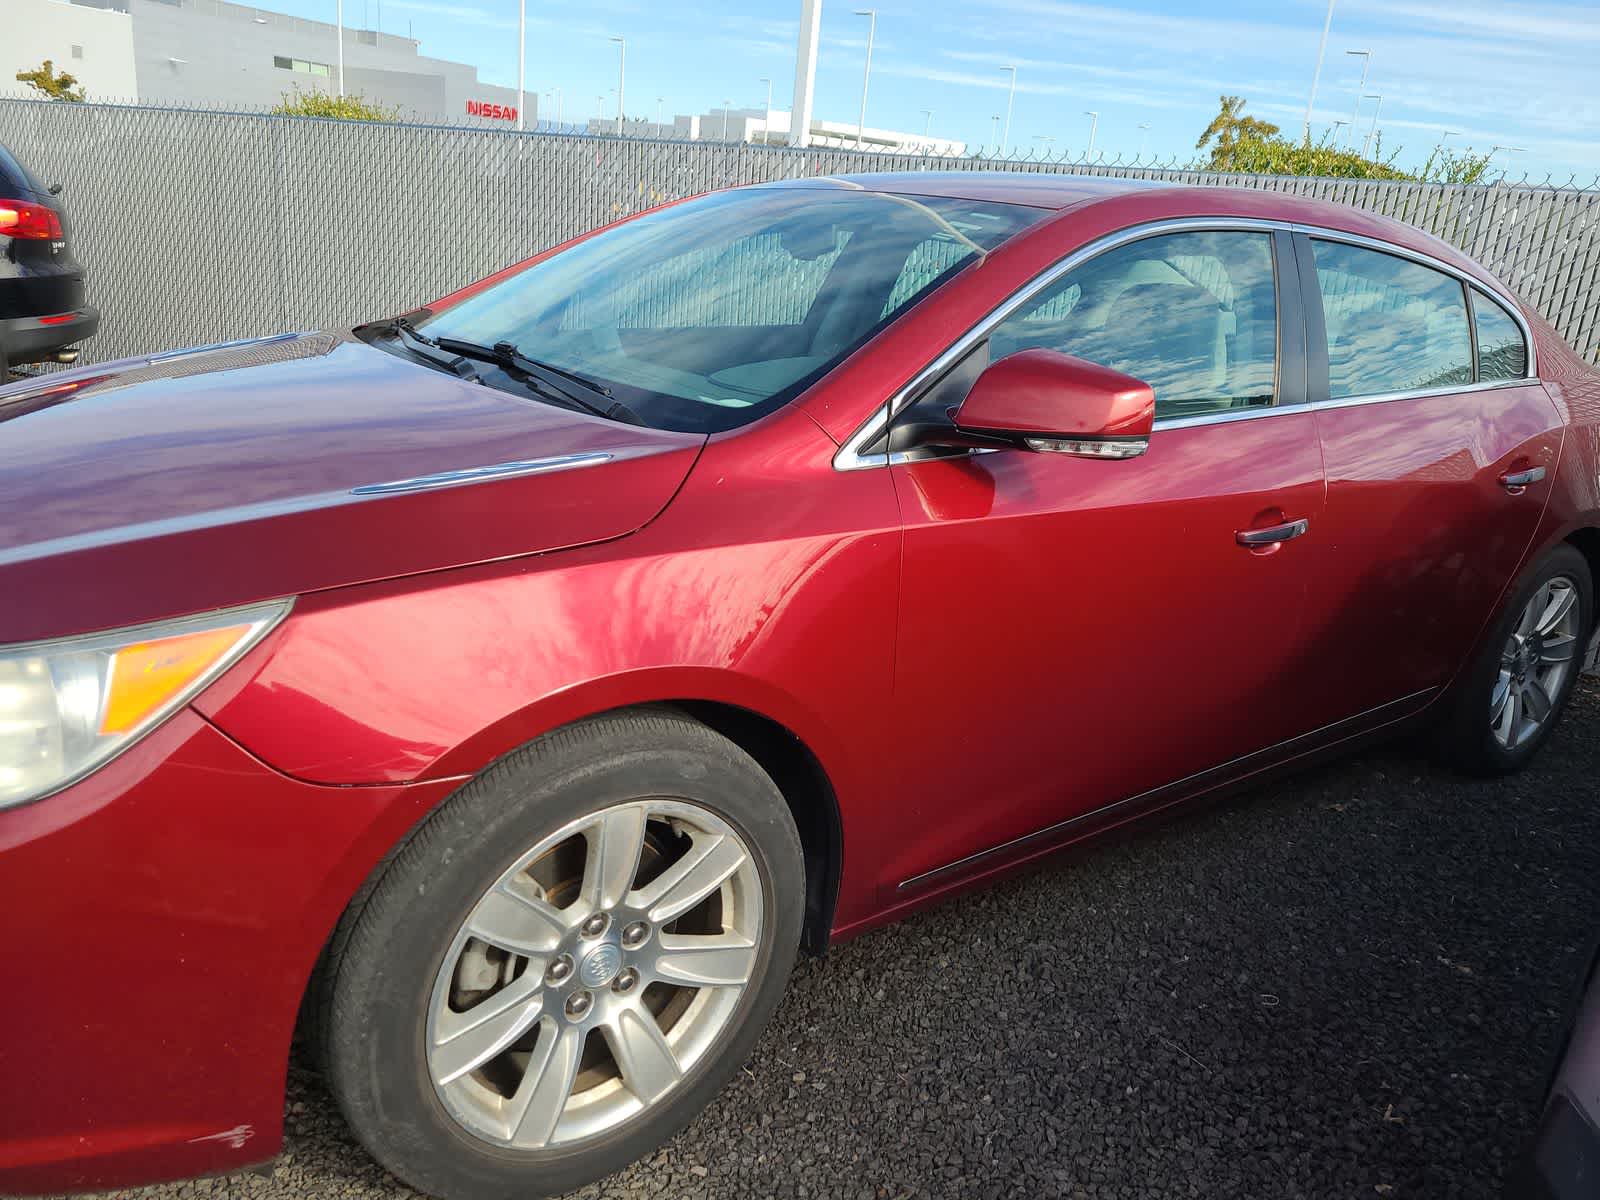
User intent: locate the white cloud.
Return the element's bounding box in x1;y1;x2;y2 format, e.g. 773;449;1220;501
1336;0;1600;45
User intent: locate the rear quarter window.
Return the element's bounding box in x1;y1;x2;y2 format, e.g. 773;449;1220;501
1471;288;1530;381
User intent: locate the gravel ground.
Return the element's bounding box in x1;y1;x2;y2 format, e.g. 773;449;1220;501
88;680;1600;1200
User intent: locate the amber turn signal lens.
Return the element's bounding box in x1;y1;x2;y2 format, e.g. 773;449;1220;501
100;625;254;735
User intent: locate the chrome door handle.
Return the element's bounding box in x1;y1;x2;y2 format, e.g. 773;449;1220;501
1236;518;1309;547
1500;466;1546;492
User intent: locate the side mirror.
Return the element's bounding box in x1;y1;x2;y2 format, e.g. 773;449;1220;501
952;348;1154;460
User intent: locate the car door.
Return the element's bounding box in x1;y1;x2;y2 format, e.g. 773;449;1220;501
880;224;1329;895
1294;232;1564;728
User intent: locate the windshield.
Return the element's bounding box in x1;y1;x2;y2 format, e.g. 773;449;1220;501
414;187;1046;433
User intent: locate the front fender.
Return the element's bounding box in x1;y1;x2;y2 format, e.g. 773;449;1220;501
196;530;893;794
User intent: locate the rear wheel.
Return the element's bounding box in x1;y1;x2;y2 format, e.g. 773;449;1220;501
317;711;804;1200
1436;544;1591;775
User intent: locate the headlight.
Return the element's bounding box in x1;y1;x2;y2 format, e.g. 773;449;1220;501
0;600;290;810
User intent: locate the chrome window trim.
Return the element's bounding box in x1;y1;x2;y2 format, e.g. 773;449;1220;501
832;216;1535;472
1154;378;1539;431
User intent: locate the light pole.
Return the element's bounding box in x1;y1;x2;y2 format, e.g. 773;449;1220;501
1302;0;1335;143
721;99;731;142
921;108;933;136
990;114;1000;152
1344;49;1370;148
597;94;605;122
1330;118;1347;145
759;76;772;144
1001;64;1017;155
1137;122;1150;159
1083;110;1098;160
545;87;563;126
335;0;344;97
655;97;664;129
853;9;876;149
516;0;525;129
1489;144;1527;162
1360;92;1382;159
609;36;625;136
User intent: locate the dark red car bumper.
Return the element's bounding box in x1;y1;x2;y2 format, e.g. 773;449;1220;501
0;709;459;1195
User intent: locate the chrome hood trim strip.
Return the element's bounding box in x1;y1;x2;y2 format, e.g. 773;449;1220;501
146;331;308;363
350;451;614;496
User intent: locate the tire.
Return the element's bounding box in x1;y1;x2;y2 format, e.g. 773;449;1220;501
1435;543;1592;776
315;710;805;1200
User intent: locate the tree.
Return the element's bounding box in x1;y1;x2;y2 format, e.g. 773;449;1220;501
16;60;86;102
270;86;397;122
1195;95;1280;171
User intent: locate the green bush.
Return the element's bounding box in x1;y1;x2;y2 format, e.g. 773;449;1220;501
271;87;397;122
1195;94;1494;184
1219;134;1414;180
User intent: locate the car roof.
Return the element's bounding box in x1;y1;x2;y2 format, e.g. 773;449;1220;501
764;170;1164;210
763;171;1494;291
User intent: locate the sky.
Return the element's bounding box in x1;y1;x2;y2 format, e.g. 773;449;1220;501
264;0;1600;179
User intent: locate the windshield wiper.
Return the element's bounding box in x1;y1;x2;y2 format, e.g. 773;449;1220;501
381;317;481;380
433;336;643;426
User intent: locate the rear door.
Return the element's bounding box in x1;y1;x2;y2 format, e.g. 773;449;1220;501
882;225;1330;894
1296;232;1562;727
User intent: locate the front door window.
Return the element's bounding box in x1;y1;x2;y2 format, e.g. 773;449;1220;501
987;230;1279;420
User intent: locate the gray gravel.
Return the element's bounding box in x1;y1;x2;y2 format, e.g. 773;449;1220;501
89;680;1600;1200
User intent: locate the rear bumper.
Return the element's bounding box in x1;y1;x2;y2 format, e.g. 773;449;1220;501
0;709;458;1196
0;306;99;363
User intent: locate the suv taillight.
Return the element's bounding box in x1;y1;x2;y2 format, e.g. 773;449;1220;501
0;199;64;240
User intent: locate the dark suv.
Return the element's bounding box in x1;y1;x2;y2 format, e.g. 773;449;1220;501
0;140;97;377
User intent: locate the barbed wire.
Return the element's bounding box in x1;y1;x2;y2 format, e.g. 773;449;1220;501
2;93;1596;192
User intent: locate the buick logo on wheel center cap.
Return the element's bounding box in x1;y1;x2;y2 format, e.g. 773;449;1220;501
579;943;622;987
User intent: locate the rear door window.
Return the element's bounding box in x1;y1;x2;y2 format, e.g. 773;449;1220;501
1471;288;1530;381
1311;239;1472;398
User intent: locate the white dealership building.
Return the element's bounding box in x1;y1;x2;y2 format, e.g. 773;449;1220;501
8;0;531;127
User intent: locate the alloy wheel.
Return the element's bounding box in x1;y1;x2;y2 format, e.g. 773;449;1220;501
1491;575;1581;750
425;799;764;1149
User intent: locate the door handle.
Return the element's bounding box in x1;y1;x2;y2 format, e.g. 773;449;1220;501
1499;466;1546;493
1236;518;1309;547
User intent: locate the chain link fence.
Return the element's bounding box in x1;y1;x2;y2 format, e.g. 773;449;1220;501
2;96;1598;366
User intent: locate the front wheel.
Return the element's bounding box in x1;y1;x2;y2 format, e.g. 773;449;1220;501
316;711;805;1200
1436;543;1592;775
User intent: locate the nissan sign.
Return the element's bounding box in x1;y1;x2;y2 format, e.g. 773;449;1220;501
466;100;518;121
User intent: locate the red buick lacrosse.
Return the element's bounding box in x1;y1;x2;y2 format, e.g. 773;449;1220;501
2;174;1598;1200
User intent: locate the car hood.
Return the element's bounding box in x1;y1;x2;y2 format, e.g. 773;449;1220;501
0;332;705;643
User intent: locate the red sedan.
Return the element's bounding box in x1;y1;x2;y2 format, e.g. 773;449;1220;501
2;174;1597;1199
